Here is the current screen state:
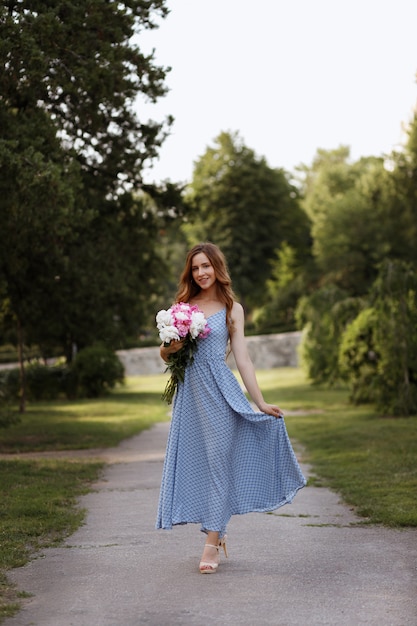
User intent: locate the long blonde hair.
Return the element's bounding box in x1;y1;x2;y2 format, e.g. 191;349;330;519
175;242;237;335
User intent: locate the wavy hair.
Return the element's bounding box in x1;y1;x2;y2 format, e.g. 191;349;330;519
175;242;237;335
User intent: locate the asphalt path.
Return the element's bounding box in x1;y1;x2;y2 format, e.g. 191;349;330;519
4;422;417;626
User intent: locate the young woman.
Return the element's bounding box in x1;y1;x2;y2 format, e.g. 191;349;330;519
156;242;306;573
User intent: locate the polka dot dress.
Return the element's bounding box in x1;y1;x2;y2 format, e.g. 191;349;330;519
156;308;306;536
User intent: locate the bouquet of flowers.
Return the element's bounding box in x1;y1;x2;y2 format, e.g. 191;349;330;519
156;302;211;404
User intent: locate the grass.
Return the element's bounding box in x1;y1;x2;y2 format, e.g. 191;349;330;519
1;368;416;620
0;376;170;453
253;368;417;528
0;459;102;619
0;376;170;621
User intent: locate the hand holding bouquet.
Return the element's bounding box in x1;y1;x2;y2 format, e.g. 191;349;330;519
156;302;210;404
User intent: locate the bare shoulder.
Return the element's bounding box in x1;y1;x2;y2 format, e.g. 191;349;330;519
231;301;245;324
232;301;243;314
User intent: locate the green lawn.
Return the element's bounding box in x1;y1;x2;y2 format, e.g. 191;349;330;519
0;376;170;453
0;376;169;621
1;368;416;620
254;368;417;528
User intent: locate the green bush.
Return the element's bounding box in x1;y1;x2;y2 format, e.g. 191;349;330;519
72;345;125;398
296;285;364;385
0;364;67;402
338;308;379;403
370;260;417;416
0;369;20;428
339;261;417;416
0;349;124;406
0;368;20;400
26;363;67;400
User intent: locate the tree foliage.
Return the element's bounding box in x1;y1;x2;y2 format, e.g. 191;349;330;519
300;147;393;295
253;242;314;333
185;132;311;309
339;261;417;415
298;108;417;414
1;1;171;192
0;1;173;409
338;307;379;404
370;260;417;415
296;285;364;385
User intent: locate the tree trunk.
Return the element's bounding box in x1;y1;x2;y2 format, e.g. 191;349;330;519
17;318;26;413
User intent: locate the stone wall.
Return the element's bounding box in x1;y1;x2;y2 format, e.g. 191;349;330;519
116;331;302;376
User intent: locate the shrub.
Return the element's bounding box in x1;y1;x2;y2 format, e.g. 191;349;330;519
339;308;379;404
72;345;125;398
339;261;417;416
371;260;417;416
25;363;66;400
296;285;364;385
0;349;124;406
0;363;69;402
0;368;20;400
0;369;21;428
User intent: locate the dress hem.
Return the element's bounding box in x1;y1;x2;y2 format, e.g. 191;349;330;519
155;481;306;531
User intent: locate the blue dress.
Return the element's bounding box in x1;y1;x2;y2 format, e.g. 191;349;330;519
156;308;306;536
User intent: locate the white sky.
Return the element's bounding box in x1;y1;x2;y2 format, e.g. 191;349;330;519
138;0;417;184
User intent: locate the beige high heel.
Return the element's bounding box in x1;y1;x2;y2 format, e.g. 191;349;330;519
219;536;228;559
199;536;228;574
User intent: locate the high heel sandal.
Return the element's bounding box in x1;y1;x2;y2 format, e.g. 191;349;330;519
199;537;228;574
219;536;228;559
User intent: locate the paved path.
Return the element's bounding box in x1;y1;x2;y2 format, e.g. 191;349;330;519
4;422;417;626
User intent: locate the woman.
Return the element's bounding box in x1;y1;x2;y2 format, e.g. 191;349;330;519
156;242;306;573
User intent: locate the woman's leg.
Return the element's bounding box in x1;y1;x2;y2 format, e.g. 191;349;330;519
199;531;220;573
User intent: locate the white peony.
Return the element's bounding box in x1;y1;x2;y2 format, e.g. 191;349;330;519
156;309;173;330
159;325;180;344
189;311;206;338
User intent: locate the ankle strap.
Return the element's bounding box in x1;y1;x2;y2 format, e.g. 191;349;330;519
204;543;219;550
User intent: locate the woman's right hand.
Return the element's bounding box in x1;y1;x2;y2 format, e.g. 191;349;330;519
160;338;185;362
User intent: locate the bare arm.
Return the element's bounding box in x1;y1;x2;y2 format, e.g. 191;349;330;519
230;302;283;418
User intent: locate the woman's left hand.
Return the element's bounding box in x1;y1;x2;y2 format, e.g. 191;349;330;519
259;402;284;419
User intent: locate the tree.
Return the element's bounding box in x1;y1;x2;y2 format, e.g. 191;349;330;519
185;132;311;309
371;260;417;415
0;1;171;194
0;106;86;410
296;285;364;385
386;111;417;266
0;1;172;409
296;107;417;394
300;147;393;295
253;242;315;333
339;261;417;416
338;307;380;404
27;191;169;360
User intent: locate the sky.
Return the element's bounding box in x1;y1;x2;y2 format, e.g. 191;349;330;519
138;0;417;185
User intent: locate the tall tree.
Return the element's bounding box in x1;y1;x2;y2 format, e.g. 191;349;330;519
297;108;417;392
0;105;86;409
1;1;171;195
386;111;417;266
186;131;310;309
300;147;392;295
0;1;172;407
339;260;417;415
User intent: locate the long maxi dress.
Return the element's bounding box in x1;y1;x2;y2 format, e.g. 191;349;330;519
156;308;306;537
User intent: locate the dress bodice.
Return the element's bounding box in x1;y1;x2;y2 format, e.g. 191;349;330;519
194;308;228;362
